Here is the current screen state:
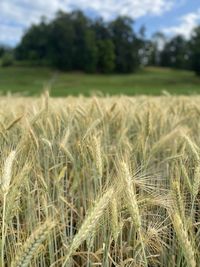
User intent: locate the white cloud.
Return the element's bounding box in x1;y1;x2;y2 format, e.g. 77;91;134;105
0;0;174;45
0;24;23;45
69;0;174;20
162;9;200;39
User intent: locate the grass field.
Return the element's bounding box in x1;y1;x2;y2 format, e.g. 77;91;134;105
1;66;200;96
0;94;199;266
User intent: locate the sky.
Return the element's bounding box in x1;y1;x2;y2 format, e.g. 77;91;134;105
0;0;200;46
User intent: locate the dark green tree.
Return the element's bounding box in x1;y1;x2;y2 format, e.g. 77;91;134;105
70;11;97;72
15;19;50;64
48;11;75;70
109;17;140;73
92;19;115;73
160;35;190;69
190;26;200;75
92;19;111;40
0;46;9;58
97;40;115;73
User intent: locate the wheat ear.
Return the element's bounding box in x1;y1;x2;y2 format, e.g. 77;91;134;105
62;187;114;266
93;135;103;178
172;213;196;267
1;150;16;194
11;219;56;267
182;134;200;162
111;196;120;242
120;161;148;267
120;161;141;229
172;180;185;222
1;150;16;267
193;164;200;199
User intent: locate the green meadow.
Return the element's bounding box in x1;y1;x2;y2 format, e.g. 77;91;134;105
1;66;200;96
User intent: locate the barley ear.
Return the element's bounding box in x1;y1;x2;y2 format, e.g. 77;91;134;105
172;213;196;267
93;135;103;178
192;164;200;199
120;161;141;229
62;187;114;266
11;219;56;267
110;196;120;242
1;151;16;194
171;180;185;222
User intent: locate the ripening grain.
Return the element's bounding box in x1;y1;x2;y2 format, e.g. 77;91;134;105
0;95;199;267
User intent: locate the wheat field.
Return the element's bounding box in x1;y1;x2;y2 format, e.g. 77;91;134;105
0;94;200;267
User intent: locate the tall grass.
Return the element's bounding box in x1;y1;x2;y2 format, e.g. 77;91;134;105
0;94;199;266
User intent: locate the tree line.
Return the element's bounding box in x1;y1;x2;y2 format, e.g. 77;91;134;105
149;32;200;75
15;11;141;73
1;10;200;75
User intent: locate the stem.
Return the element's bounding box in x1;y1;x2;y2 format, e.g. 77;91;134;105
139;229;148;267
1;193;7;267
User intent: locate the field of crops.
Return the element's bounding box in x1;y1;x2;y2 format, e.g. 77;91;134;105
0;94;200;267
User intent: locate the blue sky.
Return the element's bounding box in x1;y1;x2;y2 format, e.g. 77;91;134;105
0;0;200;46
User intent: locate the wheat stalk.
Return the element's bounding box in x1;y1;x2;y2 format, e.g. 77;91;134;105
6;115;23;131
